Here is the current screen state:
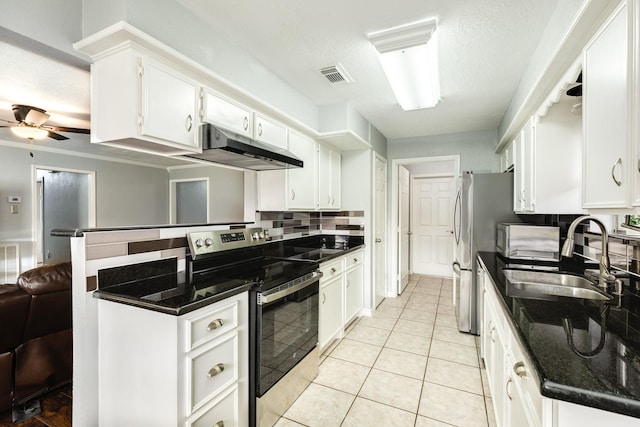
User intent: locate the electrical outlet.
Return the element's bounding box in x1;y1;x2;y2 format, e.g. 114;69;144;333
10;205;18;214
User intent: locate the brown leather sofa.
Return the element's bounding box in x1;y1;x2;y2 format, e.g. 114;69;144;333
0;262;72;412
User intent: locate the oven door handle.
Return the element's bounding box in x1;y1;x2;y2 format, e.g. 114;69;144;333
258;271;322;305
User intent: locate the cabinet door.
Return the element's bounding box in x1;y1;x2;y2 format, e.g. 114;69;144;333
483;287;507;427
141;59;199;148
318;144;341;210
253;113;287;149
344;263;363;324
287;131;318;209
203;90;252;137
583;2;630;209
319;276;343;349
514;119;535;213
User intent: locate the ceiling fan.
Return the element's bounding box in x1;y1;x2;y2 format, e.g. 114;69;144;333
0;104;90;140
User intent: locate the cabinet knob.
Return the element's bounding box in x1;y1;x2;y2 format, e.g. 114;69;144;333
207;363;225;378
330;267;336;274
353;258;358;263
207;319;224;331
186;114;193;132
375;238;382;243
513;361;527;378
213;422;225;427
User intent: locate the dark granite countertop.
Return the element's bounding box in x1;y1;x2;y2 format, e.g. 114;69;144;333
93;235;364;316
478;251;640;419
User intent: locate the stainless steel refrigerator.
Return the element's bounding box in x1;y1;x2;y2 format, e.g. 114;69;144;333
452;171;519;335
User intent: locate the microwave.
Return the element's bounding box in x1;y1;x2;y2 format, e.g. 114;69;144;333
496;223;560;261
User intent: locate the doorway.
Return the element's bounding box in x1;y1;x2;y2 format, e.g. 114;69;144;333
390;156;460;295
374;154;388;307
410;175;455;277
33;167;95;265
170;178;209;224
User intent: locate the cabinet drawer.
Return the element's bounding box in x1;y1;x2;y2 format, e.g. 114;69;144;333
188;332;238;414
319;258;343;279
344;250;364;269
187;384;238;427
185;300;239;351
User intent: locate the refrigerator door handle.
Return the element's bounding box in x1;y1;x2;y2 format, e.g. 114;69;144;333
453;188;461;245
452;261;461;275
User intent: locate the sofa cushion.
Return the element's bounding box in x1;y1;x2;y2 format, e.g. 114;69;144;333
17;262;72;295
0;285;31;353
14;330;72;404
0;352;13;412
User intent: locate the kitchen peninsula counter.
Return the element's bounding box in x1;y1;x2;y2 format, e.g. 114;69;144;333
478;251;640;419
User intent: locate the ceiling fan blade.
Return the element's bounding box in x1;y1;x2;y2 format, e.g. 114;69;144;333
47;131;69;141
47;126;90;134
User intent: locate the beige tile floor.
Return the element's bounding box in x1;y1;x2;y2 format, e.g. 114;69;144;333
276;274;497;427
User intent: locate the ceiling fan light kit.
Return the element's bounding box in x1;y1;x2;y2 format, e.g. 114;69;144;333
10;124;49;140
369;18;441;111
1;104;90;141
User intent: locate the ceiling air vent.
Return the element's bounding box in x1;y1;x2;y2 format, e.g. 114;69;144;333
320;63;354;85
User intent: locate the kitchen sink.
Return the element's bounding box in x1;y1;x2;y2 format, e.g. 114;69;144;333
502;269;612;301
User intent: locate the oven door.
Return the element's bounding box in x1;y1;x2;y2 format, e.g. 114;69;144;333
254;272;320;397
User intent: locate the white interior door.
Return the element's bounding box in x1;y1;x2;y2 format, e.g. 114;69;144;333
374;155;388;307
411;176;454;277
398;166;410;294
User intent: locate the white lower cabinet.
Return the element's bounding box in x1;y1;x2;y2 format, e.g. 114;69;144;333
318;249;364;350
97;292;248;427
480;259;640;427
344;250;364;325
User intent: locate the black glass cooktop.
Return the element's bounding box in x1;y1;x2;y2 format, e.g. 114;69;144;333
95;255;320;315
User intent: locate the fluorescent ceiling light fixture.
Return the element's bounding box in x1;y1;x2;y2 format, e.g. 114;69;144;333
11;125;48;140
369;18;441;111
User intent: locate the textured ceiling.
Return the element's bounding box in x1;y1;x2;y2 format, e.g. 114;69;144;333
179;0;559;140
0;0;559;156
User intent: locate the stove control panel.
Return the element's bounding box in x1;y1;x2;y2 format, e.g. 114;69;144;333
187;227;268;258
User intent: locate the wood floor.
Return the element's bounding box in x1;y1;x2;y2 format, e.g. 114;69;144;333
0;385;71;427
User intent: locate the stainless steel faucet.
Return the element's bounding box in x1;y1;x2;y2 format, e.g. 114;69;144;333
561;215;616;288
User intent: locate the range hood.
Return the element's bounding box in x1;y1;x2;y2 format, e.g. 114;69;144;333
184;123;303;170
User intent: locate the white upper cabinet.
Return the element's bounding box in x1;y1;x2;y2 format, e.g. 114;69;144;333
202;90;253;138
88;48;201;155
287;131;318;209
583;1;632;210
513;63;584;215
141;59;200;148
253;113;288;149
318;143;341;210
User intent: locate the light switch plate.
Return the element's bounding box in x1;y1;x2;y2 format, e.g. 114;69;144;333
7;196;21;203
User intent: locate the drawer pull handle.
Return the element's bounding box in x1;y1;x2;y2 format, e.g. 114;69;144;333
207;319;224;331
514;361;527;378
258;122;263;136
322;292;326;304
243;116;249;131
186;114;193;132
208;363;225;378
213;421;225;427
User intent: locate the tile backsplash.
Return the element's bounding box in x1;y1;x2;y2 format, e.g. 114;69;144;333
255;211;365;241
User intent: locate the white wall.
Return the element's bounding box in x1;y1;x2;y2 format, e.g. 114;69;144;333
168;165;245;223
0;143;170;271
387;129;500;173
